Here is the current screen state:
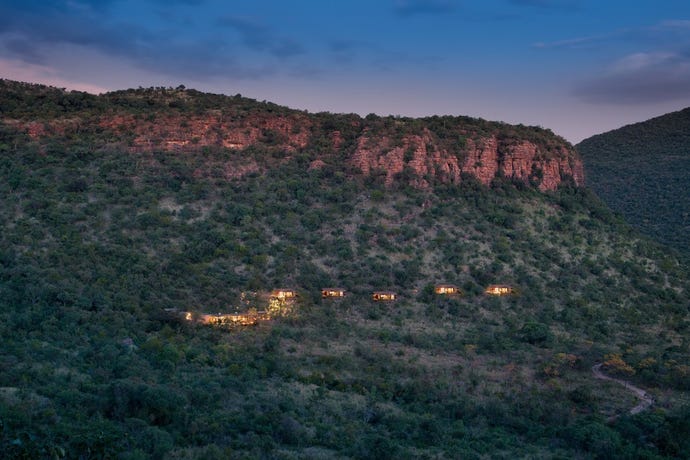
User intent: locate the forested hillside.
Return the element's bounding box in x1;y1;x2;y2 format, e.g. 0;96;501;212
577;108;690;256
1;81;689;459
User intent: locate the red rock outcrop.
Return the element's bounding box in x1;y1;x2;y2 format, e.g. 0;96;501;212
350;130;583;191
95;112;312;153
6;90;584;191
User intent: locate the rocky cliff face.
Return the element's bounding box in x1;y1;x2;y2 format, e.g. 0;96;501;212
344;127;582;191
95;112;313;152
3;85;584;191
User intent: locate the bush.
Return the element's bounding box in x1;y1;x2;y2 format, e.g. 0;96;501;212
519;322;551;345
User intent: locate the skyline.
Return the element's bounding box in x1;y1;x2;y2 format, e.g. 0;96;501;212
1;1;690;143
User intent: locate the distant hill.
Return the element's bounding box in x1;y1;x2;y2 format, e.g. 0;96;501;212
577;109;690;255
1;80;689;459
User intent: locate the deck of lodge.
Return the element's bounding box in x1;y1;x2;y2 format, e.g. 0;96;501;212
186;311;270;326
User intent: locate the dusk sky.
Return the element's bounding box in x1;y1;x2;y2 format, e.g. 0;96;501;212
2;0;690;143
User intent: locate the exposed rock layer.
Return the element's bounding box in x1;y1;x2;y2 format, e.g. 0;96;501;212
4;87;584;191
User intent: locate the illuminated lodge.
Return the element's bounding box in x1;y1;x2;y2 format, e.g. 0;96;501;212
435;284;460;295
271;288;297;300
485;284;514;296
188;311;270;326
174;281;519;332
372;291;397;302
322;288;346;298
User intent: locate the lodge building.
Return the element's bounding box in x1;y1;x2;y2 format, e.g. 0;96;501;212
322;288;347;298
434;284;460;295
485;284;514;296
372;291;397;302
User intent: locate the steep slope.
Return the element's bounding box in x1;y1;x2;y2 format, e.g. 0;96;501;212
577;108;690;255
0;80;689;459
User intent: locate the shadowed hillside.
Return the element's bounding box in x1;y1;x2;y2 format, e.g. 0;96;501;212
1;80;689;459
577;108;690;256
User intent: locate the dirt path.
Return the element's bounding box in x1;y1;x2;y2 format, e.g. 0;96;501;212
592;363;654;419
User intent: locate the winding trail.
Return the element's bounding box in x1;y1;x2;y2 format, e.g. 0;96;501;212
592;363;654;420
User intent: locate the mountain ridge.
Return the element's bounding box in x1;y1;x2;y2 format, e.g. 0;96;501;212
1;79;583;192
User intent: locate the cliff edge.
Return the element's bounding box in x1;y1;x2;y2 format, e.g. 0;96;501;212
1;80;584;191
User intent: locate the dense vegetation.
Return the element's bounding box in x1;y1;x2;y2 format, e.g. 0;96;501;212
1;81;689;458
577;108;690;257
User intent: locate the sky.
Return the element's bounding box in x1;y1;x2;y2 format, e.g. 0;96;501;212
2;1;690;143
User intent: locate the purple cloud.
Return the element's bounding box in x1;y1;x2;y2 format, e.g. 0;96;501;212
574;51;690;104
0;2;304;80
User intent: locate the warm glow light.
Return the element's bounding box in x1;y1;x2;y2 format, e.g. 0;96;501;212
372;292;396;301
435;285;458;295
322;288;346;298
485;285;513;296
272;289;296;299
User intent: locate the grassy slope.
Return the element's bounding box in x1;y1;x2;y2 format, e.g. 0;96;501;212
576;108;690;256
0;82;689;458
